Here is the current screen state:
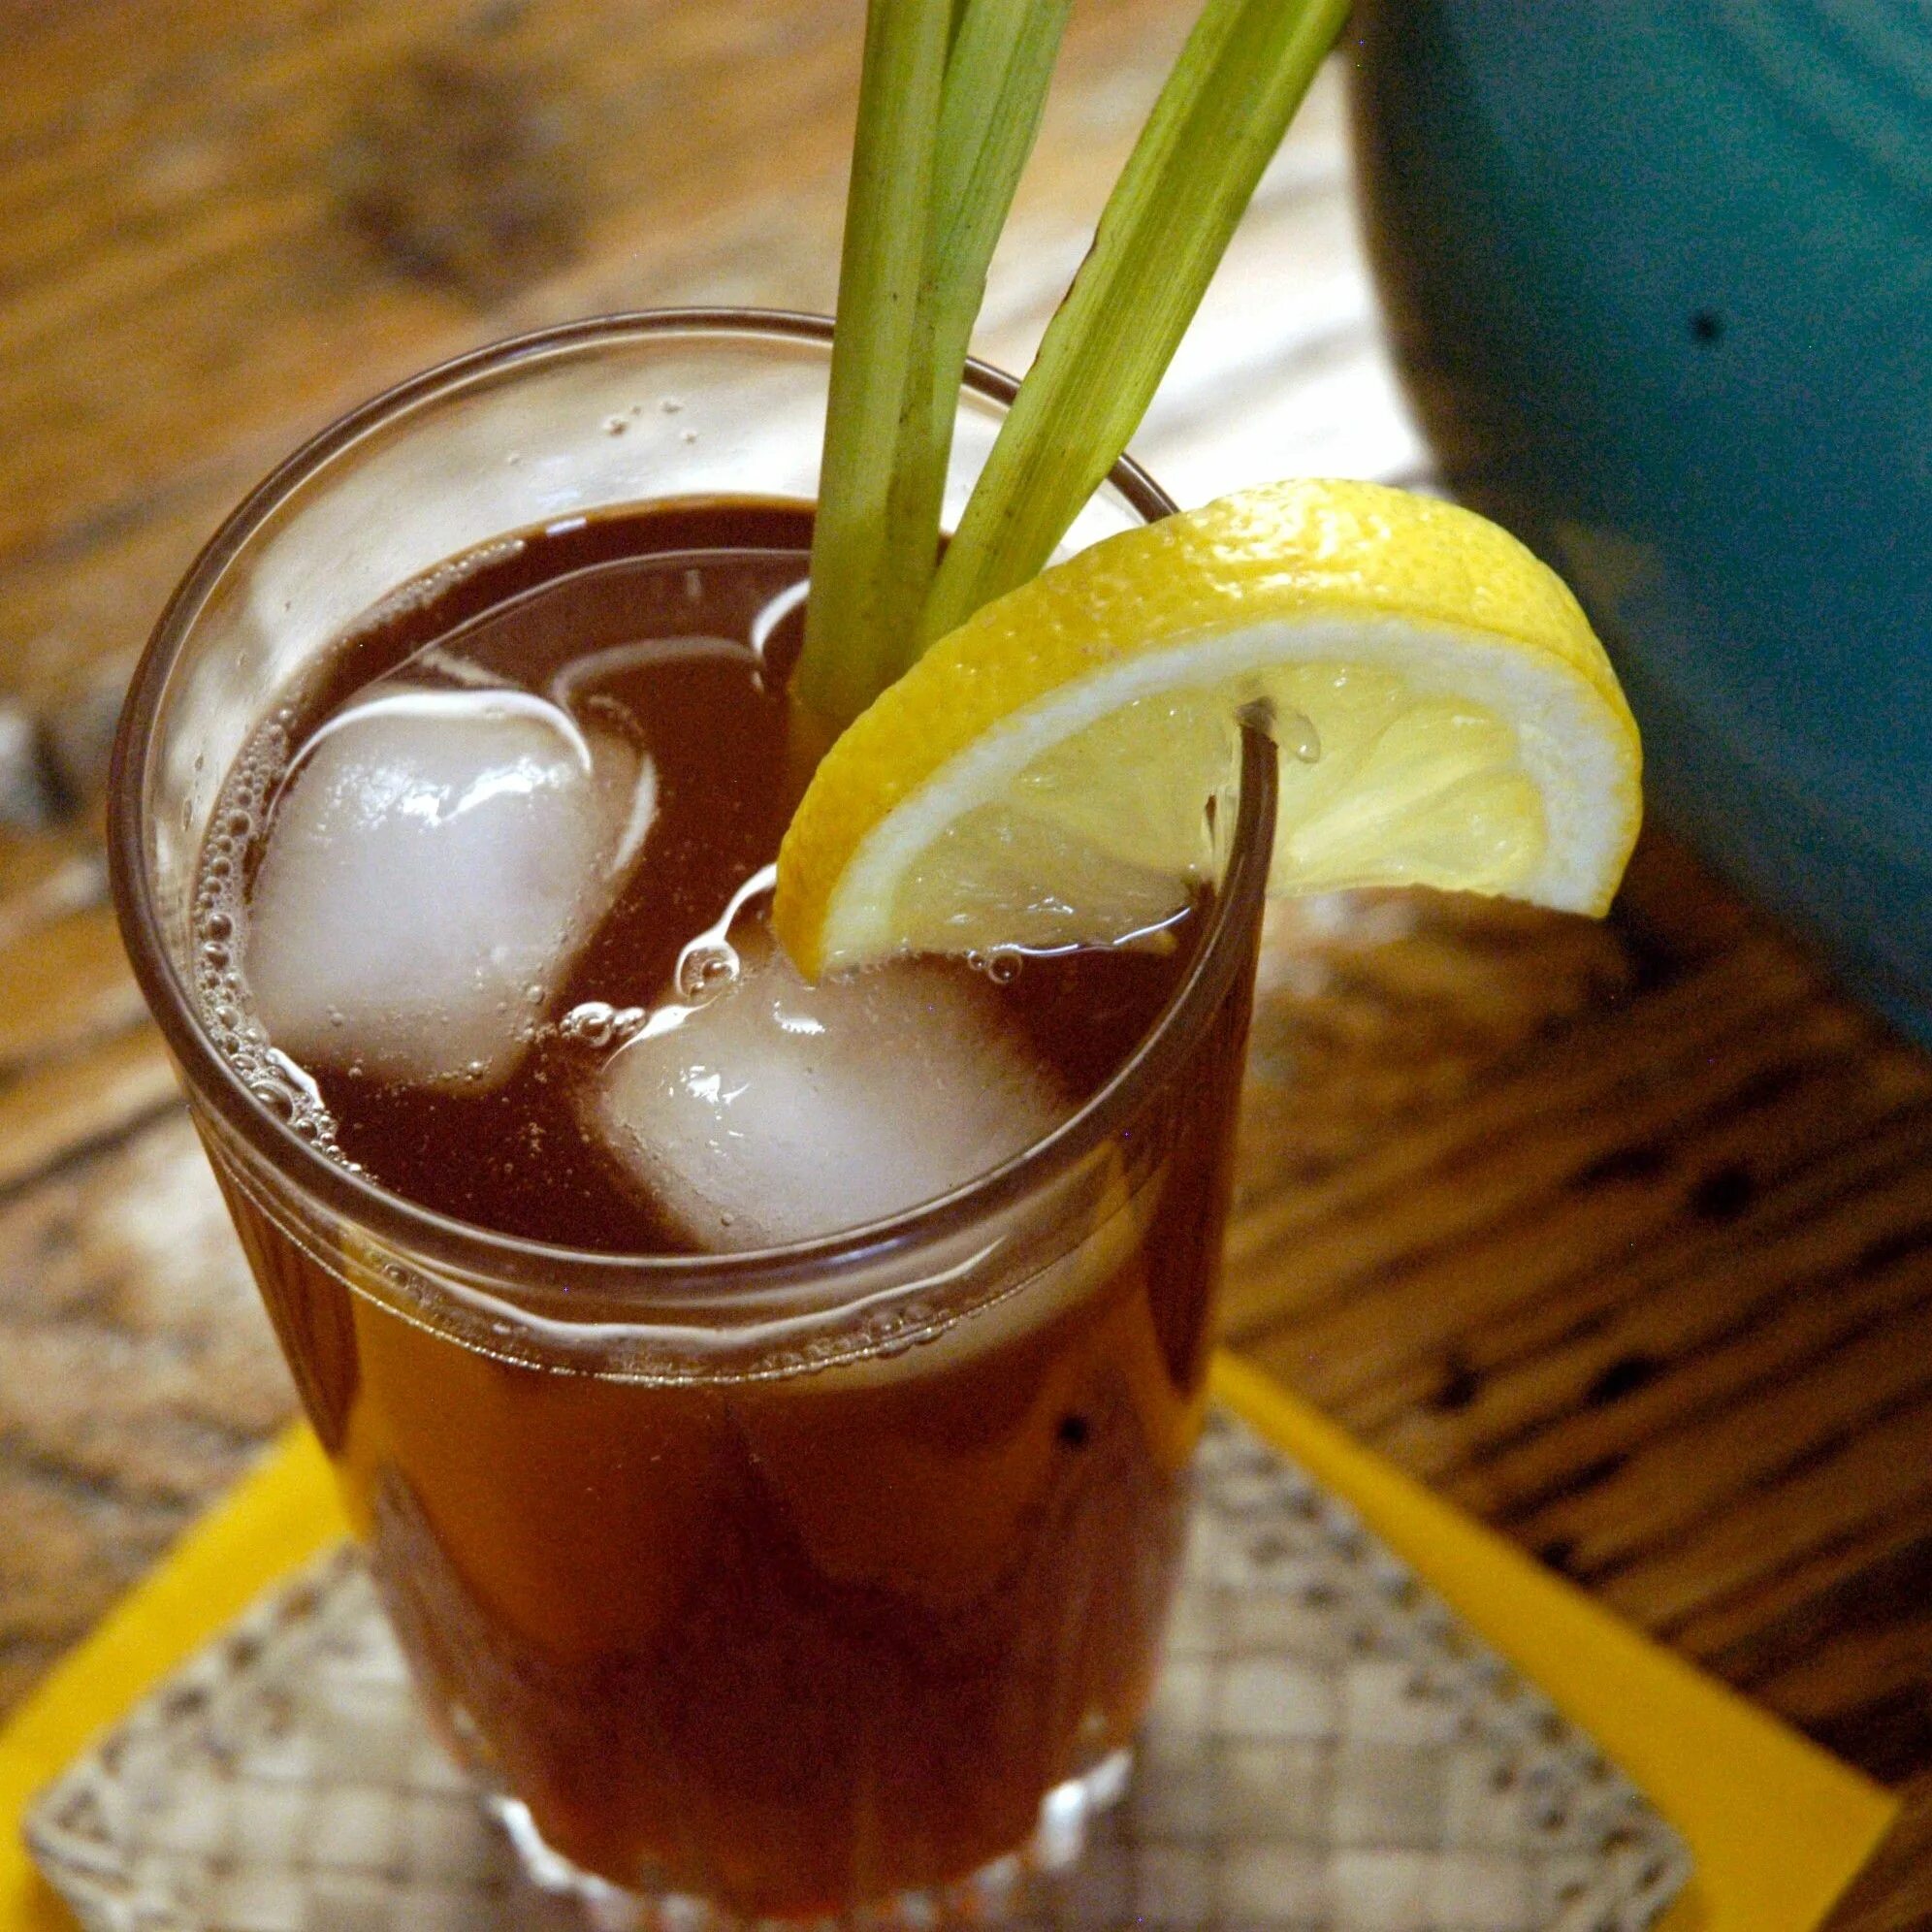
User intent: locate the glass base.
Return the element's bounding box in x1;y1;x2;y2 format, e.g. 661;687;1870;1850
488;1748;1136;1929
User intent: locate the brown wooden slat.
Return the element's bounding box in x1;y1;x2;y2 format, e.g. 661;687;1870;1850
0;902;146;1072
1226;934;1853;1365
0;1025;181;1194
1823;1774;1932;1932
0;827;106;939
1229;907;1823;1264
0;1109;288;1713
1431;1146;1932;1516
0;822;184;1183
1758;1601;1932;1733
1682;1492;1932;1677
1591;1389;1932;1630
1366;1099;1932;1488
1507;1301;1932;1576
0;0;857;560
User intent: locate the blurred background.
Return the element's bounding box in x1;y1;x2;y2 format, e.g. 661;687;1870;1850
0;0;1927;1906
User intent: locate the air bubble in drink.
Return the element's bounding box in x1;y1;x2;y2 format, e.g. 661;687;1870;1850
676;942;736;1002
249;1079;291;1118
561;1001;647;1050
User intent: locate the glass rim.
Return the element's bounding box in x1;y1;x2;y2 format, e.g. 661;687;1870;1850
109;306;1277;1310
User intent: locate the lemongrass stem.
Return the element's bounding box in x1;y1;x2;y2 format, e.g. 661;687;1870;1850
879;0;1074;685
920;0;1351;646
794;0;953;731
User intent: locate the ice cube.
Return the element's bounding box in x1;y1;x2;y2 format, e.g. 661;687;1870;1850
591;937;1067;1250
244;687;652;1088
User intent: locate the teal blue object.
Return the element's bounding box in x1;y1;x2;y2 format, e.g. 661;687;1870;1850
1351;1;1932;1044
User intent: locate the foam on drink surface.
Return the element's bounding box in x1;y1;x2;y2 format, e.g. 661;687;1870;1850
193;707;353;1156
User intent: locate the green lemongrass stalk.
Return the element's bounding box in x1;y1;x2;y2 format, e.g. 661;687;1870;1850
878;0;1075;686
919;0;1351;647
794;0;953;731
799;0;1071;724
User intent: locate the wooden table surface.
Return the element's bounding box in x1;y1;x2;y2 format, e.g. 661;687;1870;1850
1;3;1927;1923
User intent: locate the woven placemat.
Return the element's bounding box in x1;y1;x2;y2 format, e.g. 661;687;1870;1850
25;1413;1689;1931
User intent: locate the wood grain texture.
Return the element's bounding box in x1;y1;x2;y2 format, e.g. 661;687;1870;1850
0;3;1924;1922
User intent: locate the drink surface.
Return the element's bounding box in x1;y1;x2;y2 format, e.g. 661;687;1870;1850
203;498;1203;1257
191;499;1254;1914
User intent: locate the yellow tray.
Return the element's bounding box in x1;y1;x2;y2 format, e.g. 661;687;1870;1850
0;1354;1897;1931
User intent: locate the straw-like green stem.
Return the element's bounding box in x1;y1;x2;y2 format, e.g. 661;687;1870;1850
799;0;1071;722
794;0;953;731
919;0;1350;646
879;0;1074;685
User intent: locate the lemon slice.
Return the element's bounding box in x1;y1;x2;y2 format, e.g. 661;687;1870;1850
773;479;1641;979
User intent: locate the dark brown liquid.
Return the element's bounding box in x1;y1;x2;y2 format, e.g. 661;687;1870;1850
242;499;1195;1254
202;500;1258;1915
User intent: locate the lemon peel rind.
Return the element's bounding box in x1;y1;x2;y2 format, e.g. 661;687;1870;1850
774;480;1642;978
800;616;1636;971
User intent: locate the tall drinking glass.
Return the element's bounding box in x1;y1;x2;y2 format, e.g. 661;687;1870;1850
110;312;1276;1923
